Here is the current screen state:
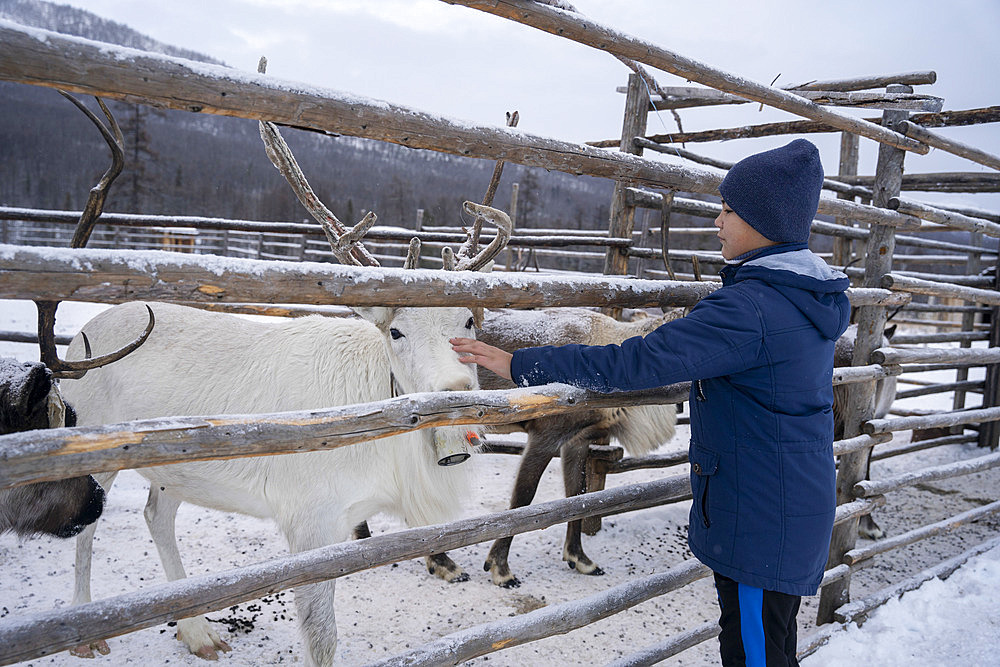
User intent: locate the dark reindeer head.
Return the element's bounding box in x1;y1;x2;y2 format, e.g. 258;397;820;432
0;357;106;538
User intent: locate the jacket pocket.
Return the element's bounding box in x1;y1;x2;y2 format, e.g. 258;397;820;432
690;446;719;528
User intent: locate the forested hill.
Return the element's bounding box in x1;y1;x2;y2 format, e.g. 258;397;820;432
0;0;619;232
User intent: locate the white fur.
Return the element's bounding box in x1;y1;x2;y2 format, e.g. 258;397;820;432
60;301;479;666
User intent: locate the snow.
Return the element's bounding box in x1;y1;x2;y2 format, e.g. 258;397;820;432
1;299;999;666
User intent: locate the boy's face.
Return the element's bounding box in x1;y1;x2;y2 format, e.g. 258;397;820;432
714;201;778;260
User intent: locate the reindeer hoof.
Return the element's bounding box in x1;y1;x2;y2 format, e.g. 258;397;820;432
70;639;110;658
500;576;521;589
450;571;470;583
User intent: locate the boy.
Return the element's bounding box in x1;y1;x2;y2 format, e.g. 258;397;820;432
452;138;850;666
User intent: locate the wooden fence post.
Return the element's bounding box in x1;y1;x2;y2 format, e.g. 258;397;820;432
978;261;1000;449
603;72;647;316
953;231;983;414
832;132;859;268
818;86;910;624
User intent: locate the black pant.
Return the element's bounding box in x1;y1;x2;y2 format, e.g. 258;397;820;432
713;572;801;667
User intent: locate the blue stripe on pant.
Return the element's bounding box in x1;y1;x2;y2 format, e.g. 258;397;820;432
714;572;801;666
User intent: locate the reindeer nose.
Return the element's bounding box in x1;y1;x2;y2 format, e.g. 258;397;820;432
442;379;474;392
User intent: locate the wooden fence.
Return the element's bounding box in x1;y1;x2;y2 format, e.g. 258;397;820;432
1;1;999;664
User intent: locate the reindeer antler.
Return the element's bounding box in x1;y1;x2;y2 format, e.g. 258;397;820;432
36;302;155;380
454;202;513;272
257;57;381;268
34;92;152;379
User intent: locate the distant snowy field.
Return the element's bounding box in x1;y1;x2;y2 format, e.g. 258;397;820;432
1;298;998;666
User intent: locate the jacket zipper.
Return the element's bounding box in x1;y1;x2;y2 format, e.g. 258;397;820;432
696;380;707;402
701;477;711;528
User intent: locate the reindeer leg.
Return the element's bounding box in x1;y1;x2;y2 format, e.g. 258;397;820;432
485;430;559;588
281;509;351;667
858;451;886;540
560;436;604;576
70;471;117;659
144;486;231;660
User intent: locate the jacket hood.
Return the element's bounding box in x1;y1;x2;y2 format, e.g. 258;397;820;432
727;247;851;341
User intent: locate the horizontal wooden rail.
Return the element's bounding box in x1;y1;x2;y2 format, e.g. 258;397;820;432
0;243;911;309
644;87;943;112
895;120;1000;171
439;1;926;153
891;331;990;344
833;535;1000;624
871;433;977;462
853;451;1000;497
0;382;691;489
0;244;718;309
843;500;1000;566
0;207;630;249
369;559;712;666
864;406;1000;436
592;106;1000;148
787;71;938;92
888;197;1000;237
832;433;894;457
881;273;1000;306
871;346;1000;366
0;474;690;666
605;620;719;667
894;380;983;400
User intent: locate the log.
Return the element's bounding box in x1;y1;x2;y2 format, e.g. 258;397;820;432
848;266;991;288
439;1;926;153
0;244;720;309
589;106;1000;148
604;73;647;287
894;380;983;400
871;433;977;462
888;197;1000;238
0;382;691;489
863;407;1000;437
842;172;1000;193
644;87;943;112
833;535;1000;624
369;560;712;667
370;558;712;667
842;500;1000;565
604;621;719;667
626;189;924;233
832;433;894;457
0;474;691;666
0;207;631;249
895;119;1000;171
833;496;887;525
871;346;1000;366
786;71;937;92
832;364;901;385
891;331;990;345
881;273;1000;307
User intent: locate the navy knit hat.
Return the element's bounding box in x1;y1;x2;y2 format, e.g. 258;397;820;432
718;138;824;243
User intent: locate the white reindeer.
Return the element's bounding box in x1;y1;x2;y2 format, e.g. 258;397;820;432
60;118;511;665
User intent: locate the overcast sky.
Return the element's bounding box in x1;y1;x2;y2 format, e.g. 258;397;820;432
53;0;1000;210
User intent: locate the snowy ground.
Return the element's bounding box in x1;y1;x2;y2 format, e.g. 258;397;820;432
1;298;998;666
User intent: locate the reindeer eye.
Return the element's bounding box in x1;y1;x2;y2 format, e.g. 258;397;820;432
465;317;475;329
390;328;404;340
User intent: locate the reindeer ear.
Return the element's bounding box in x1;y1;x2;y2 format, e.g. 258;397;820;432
472;307;485;329
352;307;395;331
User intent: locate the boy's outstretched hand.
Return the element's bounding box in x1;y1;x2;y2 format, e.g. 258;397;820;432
451;337;513;382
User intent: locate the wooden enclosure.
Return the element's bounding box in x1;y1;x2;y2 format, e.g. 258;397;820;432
1;2;999;664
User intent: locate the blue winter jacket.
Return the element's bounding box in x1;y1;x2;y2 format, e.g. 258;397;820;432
511;244;851;596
